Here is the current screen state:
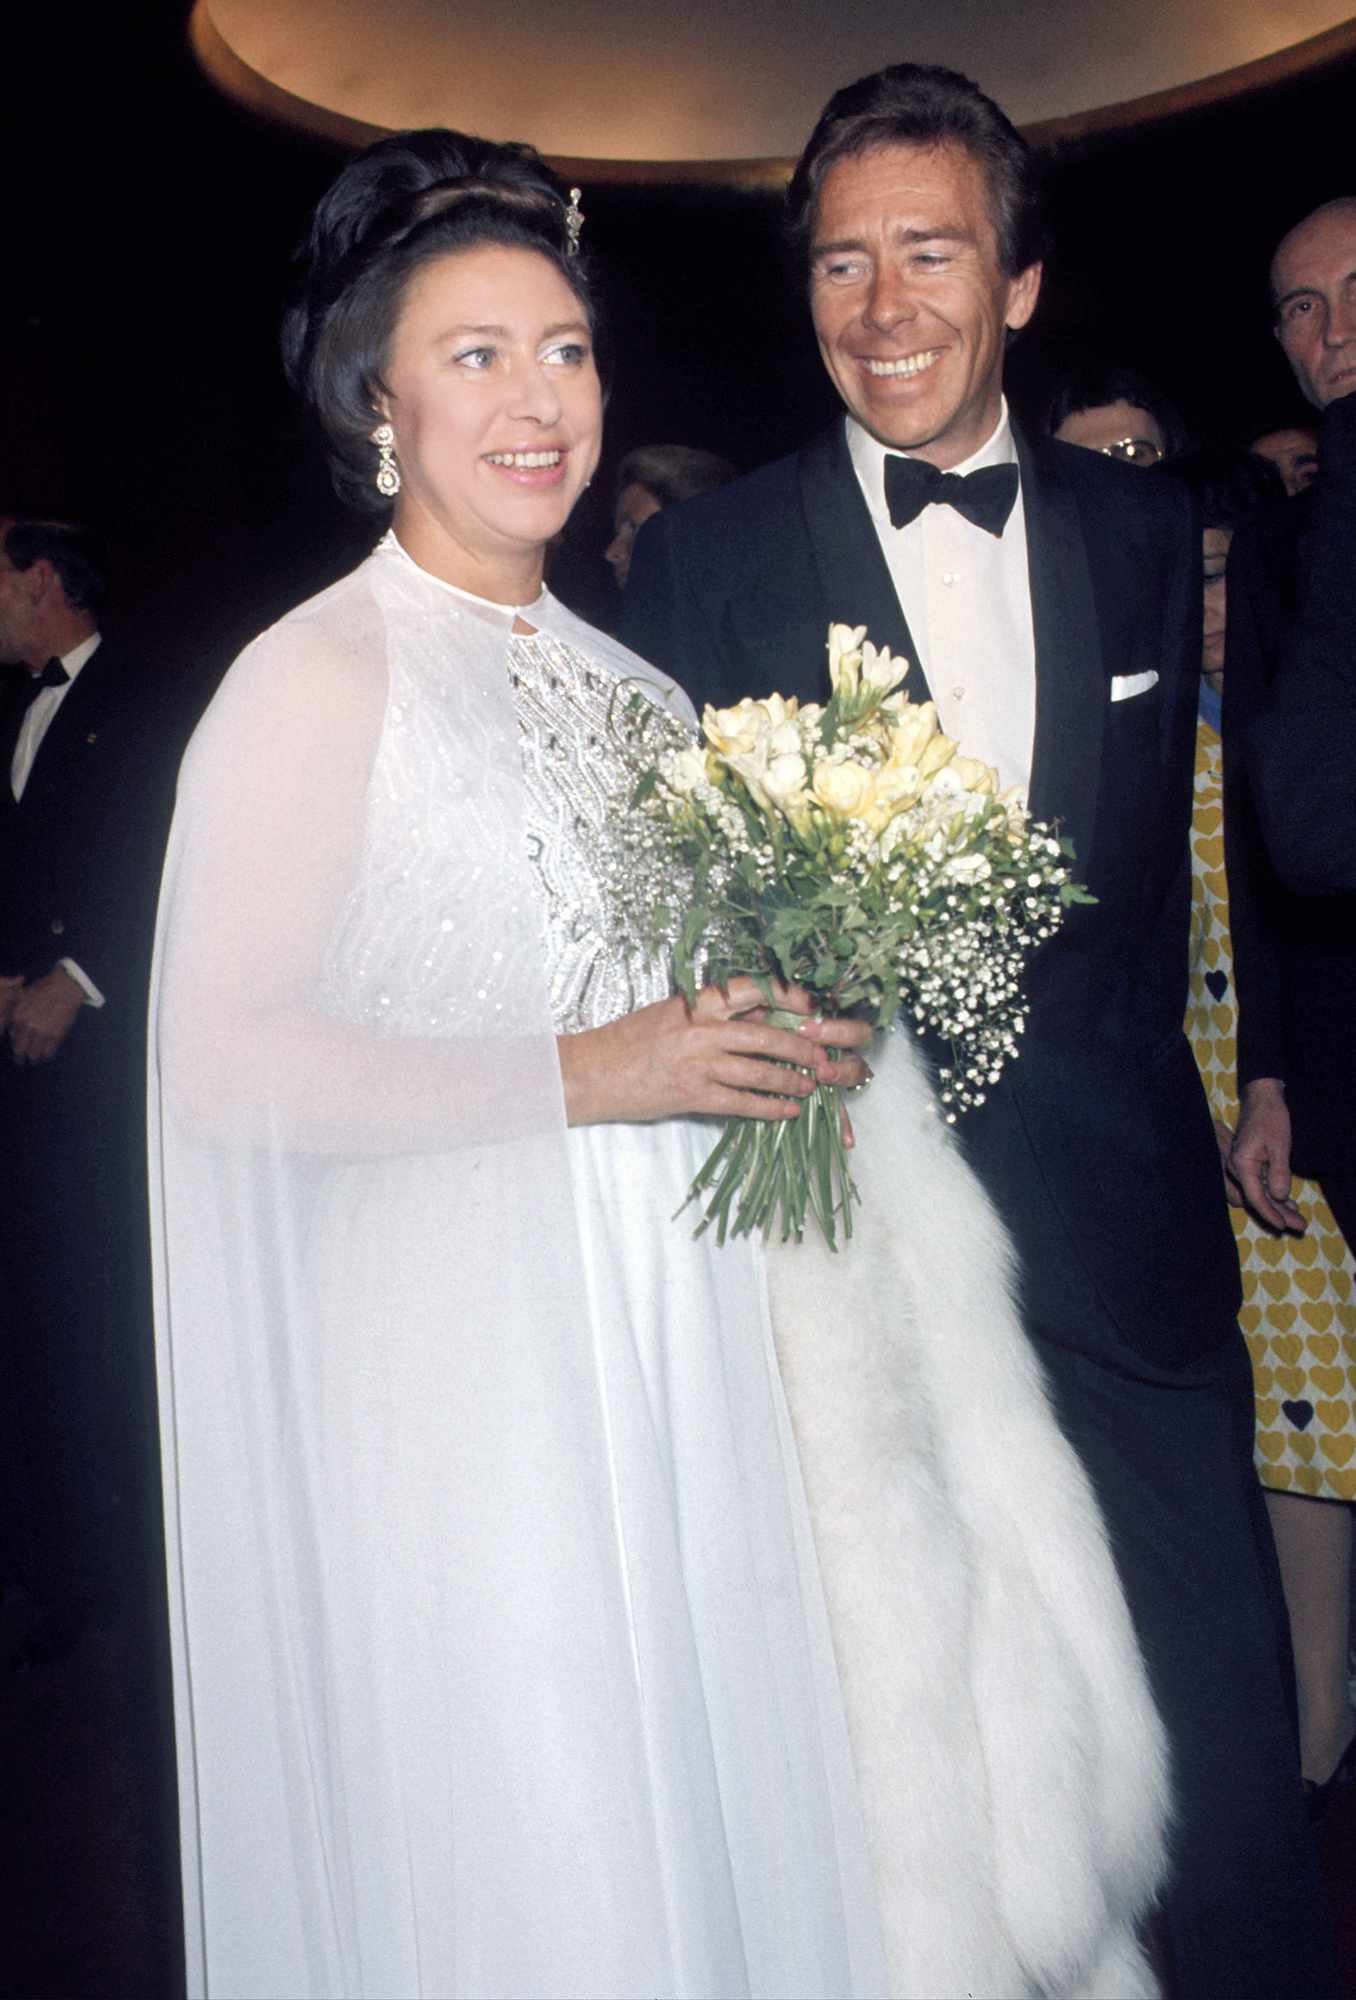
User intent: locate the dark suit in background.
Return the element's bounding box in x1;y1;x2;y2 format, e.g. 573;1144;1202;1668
1227;413;1356;1251
1243;392;1356;895
622;418;1336;1998
0;632;180;1619
0;628;191;1996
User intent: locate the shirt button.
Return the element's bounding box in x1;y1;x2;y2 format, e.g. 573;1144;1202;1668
952;685;966;702
50;918;65;935
942;571;959;586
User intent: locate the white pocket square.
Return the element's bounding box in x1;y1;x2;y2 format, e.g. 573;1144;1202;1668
1110;670;1158;702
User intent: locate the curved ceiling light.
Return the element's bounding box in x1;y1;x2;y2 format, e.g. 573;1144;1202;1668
191;0;1356;183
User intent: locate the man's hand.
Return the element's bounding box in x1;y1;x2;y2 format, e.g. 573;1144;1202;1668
1211;1117;1246;1208
8;966;86;1066
1229;1077;1307;1233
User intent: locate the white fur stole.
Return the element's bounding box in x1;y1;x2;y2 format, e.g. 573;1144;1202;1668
766;1027;1171;2000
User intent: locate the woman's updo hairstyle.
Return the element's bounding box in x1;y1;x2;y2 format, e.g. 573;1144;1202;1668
283;129;594;515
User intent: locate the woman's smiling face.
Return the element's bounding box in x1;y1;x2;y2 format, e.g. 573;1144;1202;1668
379;243;602;598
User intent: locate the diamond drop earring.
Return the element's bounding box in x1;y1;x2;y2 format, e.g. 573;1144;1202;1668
371;423;400;498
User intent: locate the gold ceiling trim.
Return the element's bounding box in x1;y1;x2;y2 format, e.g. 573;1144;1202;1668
190;0;1356;186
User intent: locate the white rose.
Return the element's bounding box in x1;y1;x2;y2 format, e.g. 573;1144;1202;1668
764;751;810;807
703;699;767;757
922;763;966;800
663;745;710;795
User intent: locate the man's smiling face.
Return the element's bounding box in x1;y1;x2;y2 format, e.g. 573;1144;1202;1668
808;140;1041;470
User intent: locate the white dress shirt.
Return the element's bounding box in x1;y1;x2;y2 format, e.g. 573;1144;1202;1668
10;631;106;1006
847;401;1037;796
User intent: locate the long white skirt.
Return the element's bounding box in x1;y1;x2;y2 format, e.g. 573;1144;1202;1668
161;1104;887;1999
159;1033;1168;2000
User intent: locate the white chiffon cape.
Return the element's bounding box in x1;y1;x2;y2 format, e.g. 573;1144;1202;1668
149;534;1168;2000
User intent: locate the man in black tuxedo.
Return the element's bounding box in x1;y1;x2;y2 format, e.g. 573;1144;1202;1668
622;63;1336;1999
0;519;179;1641
1242;202;1356;897
0;520;185;1987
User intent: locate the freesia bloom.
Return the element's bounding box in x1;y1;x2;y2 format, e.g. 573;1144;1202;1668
756;693;800;732
703;699;768;757
884;701;945;772
827;624;868;697
918;731;958;778
860;639;908;698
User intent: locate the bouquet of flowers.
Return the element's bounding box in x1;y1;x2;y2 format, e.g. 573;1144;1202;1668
609;624;1091;1249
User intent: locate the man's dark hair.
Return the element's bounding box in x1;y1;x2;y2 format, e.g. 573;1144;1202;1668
786;63;1045;278
3;520;108;616
614;444;737;510
1044;362;1189;463
282;128;598;516
1176;445;1285;532
1245;414;1318;450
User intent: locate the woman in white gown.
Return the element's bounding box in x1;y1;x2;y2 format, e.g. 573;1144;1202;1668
151;132;1170;2000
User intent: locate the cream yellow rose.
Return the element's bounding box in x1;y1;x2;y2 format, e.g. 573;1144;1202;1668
947;754;1000;796
872;761;924;812
812;757;878;818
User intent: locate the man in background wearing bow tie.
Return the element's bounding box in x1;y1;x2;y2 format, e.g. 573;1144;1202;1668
0;517;185;1982
0;521;177;1634
622;61;1337;2000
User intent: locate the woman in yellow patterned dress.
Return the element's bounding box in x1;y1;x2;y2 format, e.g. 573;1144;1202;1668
1182;448;1356;1812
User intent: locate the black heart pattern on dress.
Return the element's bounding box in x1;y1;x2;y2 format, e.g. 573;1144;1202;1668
1204;970;1228;1001
1283;1399;1315;1430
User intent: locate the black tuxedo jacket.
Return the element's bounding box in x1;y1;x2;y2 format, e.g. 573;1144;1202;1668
0;636;182;1061
1225;430;1356;1178
1242;391;1356;897
621;420;1241;1368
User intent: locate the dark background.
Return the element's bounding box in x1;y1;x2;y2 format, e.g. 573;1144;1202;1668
5;3;1355;672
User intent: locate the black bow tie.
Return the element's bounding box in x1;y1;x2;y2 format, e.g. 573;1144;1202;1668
884;456;1019;537
26;657;69;698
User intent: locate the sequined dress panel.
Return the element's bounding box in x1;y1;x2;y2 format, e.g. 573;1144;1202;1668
507;630;670;1033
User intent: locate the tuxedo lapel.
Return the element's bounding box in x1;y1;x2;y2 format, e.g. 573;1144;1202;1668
798;425;934;704
1017;433;1105;870
13;648;115;815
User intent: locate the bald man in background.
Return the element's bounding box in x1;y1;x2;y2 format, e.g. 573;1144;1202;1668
1238;203;1356;893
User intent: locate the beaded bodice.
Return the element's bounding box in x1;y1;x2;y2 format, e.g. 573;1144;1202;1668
509;631;670;1032
319;609;668;1040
